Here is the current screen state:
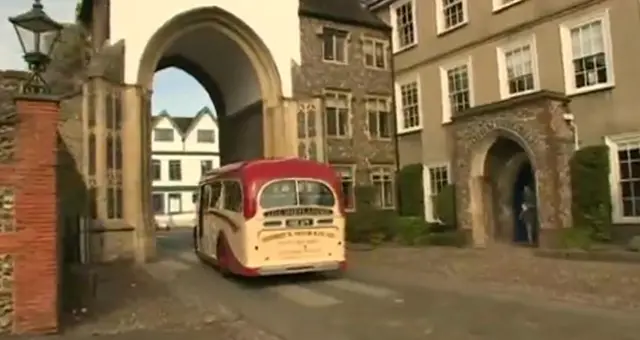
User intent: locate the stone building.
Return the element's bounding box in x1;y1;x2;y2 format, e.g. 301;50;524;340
71;0;394;262
296;0;396;212
367;0;640;246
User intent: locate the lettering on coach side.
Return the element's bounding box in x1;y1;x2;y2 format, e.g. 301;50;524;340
260;230;336;242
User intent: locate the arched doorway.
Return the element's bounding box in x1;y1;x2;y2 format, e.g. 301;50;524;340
480;136;538;246
449;91;575;248
121;7;292;262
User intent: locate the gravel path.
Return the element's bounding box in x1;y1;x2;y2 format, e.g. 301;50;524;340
349;245;640;311
61;262;280;340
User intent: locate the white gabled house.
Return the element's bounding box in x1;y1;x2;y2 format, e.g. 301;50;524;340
151;107;220;228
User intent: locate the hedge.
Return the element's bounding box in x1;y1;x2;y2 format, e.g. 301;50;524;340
396;164;424;217
345;185;465;247
570;145;612;241
434;183;456;229
345;186;396;244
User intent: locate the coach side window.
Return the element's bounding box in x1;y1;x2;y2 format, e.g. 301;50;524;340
207;182;222;209
223;181;243;212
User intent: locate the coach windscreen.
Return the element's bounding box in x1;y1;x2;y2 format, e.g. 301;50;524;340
259;179;335;209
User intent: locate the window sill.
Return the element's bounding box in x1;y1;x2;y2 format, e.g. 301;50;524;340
492;0;525;13
364;64;388;71
613;216;640;224
322;59;348;66
375;206;396;211
393;42;417;55
500;88;539;100
368;136;393;141
326;135;353;140
397;126;422;135
437;22;468;37
566;83;614;97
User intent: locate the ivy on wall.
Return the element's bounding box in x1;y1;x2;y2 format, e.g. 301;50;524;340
396;164;424;217
570;145;612;241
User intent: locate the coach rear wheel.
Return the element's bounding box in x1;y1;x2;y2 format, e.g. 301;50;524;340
192;227;198;252
216;240;231;277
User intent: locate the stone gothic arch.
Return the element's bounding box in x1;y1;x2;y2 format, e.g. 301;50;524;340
116;6;299;262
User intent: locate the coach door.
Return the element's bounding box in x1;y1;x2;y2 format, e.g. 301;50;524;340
196;185;206;248
201;182;222;255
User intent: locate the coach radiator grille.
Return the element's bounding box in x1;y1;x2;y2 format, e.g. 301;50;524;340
263;207;333;217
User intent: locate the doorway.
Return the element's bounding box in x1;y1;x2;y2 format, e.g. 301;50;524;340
512;162;537;245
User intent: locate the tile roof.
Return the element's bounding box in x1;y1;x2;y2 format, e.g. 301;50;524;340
79;0;389;30
299;0;390;30
76;0;389;30
151;107;217;137
172;117;194;135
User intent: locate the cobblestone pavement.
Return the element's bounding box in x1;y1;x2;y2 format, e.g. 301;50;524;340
40;231;640;340
349;244;640;311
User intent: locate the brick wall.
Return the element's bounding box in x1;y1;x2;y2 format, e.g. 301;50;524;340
0;70;60;334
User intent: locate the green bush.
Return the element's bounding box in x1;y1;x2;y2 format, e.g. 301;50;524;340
396;164;424;217
559;228;593;250
345;210;396;244
434;184;457;229
570;145;612;241
345;186;396;244
394;216;431;245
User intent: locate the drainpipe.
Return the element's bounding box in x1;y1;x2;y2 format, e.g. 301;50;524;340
563;113;579;150
388;31;403;214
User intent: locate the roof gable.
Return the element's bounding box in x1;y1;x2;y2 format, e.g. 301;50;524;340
183;106;217;138
151;110;194;138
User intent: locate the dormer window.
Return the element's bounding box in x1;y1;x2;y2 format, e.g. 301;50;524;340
197;129;216;143
322;28;348;64
154;128;174;142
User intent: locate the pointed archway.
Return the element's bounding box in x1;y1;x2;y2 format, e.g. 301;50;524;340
120;6;297;262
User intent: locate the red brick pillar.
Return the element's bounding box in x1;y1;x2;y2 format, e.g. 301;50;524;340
13;96;60;334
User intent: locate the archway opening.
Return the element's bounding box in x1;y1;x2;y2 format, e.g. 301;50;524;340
151;24;266;165
137;7;283;253
150;66;221;233
482;136;538;246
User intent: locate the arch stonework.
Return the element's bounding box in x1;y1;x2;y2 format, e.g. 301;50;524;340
120;7;299;262
449;91;575;248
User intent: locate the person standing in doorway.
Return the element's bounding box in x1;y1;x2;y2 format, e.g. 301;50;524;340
519;185;537;245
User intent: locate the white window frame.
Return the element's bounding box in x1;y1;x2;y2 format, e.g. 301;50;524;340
394;75;422;134
196;129;216;143
559;9;615;96
492;0;525;12
439;56;474;124
151;159;162;181
496;35;540;99
605;134;640;223
323;90;352;138
333;164;357;212
435;0;469;35
390;0;418;53
322;27;349;65
422;163;451;222
370;166;396;210
365;95;392;140
153;128;174;142
362;37;388;70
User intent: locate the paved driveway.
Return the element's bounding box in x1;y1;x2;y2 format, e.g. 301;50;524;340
60;230;640;340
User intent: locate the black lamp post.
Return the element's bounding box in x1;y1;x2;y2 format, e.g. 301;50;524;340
8;0;63;95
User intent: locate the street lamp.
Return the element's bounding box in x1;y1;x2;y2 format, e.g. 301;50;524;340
8;0;63;95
